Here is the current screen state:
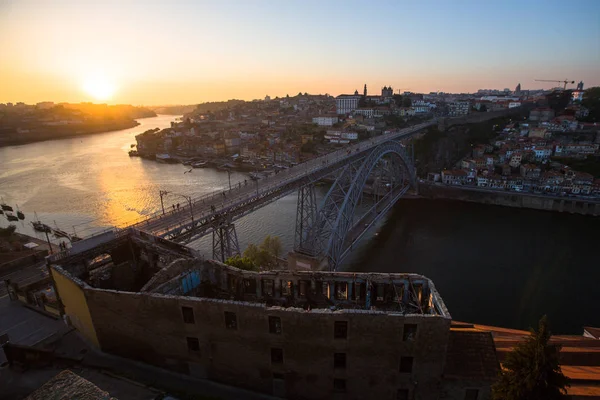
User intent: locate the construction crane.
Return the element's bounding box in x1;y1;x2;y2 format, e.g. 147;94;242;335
535;79;575;90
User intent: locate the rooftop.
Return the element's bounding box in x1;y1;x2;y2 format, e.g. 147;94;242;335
49;228;450;317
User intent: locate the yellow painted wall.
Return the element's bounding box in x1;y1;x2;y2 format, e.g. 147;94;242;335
50;267;99;347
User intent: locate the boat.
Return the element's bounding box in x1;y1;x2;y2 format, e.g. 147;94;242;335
1;199;13;212
5;212;19;222
32;221;51;232
16;204;25;220
31;212;52;232
53;221;70;239
192;161;207;168
128;150;139;157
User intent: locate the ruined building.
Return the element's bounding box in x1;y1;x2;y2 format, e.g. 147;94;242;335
47;228;499;400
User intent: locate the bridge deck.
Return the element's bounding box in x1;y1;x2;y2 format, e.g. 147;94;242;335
130;121;434;242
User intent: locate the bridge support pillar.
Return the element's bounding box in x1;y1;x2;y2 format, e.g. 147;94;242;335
212;223;240;263
287;251;327;271
294;184;317;254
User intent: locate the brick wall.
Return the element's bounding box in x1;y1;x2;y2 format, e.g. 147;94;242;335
84;286;451;399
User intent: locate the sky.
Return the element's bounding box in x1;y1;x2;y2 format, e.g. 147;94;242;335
0;0;599;105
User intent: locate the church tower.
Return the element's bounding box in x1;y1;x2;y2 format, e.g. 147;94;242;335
364;84;367;97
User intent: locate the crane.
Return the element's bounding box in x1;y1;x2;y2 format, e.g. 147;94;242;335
534;79;575;90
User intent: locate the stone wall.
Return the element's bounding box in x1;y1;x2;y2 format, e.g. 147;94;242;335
420;183;600;216
83;285;451;399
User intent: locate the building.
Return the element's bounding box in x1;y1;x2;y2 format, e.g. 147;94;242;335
448;102;470;116
520;164;541;179
529;108;555;122
46;229;499;400
381;86;393;98
312;115;339;126
335;92;362;115
441;170;468;185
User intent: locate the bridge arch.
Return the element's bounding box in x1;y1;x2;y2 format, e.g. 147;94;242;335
304;140;416;270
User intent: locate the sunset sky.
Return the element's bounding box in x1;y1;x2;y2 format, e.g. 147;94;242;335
1;0;599;106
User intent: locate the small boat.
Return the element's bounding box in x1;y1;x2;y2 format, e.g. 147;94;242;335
5;212;19;222
192;161;207;168
31;212;52;232
32;221;52;232
53;221;70;238
128;150;139;157
1;202;13;212
16;204;25;220
130;144;136;148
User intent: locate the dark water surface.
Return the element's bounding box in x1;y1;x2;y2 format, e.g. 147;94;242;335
348;199;600;334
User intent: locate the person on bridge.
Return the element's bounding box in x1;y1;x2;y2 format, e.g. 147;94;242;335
244;179;247;185
177;203;180;210
172;204;175;211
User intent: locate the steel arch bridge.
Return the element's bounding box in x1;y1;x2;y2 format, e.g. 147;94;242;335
125;121;433;266
294;140;416;270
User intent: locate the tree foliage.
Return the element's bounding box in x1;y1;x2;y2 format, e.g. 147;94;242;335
260;235;282;259
241;235;283;269
224;255;258;271
492;316;569;400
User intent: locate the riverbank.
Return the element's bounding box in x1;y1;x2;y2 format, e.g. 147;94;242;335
0;119;143;148
418;182;600;216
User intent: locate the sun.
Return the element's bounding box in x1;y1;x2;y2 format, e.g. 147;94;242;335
82;75;117;101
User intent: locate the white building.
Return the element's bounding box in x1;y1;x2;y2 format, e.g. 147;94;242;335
335;94;361;115
312;115;338;126
325;130;358;143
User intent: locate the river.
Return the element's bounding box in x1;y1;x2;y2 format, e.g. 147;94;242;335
0;115;305;256
1;115;597;333
348;198;600;334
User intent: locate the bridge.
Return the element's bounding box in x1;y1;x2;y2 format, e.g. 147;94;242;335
125;120;435;270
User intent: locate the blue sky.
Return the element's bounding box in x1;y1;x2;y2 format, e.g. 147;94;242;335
0;0;598;104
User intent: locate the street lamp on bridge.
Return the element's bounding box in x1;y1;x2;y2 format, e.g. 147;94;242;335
159;190;194;223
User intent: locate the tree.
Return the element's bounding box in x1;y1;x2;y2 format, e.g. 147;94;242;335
260;235;282;259
224;255;258;271
393;94;403;107
402;96;412;108
243;243;272;268
492;316;570;400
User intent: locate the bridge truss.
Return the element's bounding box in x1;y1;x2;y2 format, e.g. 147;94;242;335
131;122;432;264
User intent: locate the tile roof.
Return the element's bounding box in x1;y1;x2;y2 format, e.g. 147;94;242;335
25;370;117;400
443;328;500;380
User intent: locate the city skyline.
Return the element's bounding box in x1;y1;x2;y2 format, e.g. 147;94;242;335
1;0;599;105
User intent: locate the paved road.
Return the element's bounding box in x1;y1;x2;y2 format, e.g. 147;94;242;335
127;121;434;240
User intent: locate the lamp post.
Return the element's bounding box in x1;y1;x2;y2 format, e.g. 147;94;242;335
159;190;194;223
159;190;168;215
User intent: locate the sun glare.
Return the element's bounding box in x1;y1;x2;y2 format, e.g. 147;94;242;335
82;76;117;101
